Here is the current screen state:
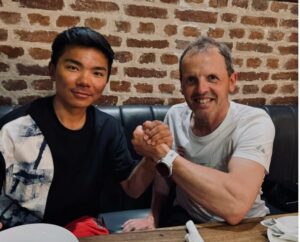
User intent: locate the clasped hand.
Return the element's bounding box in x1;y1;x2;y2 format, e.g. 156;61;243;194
132;120;172;162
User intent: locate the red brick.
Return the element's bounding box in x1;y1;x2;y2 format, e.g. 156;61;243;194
104;35;122;47
175;10;217;23
232;0;248;8
183;26;200;37
17;64;49;76
229;28;245;39
242;84;259;94
271;72;298;81
0;12;21;24
278;45;298;55
111;67;118;75
236;42;272;53
267;59;279;69
252;0;268;11
185;0;203;3
110;81;131;92
32;78;53;90
19;0;63;10
267;31;284;41
175;39;190;50
289;32;298;42
241;16;277;27
71;0;119;12
290;5;298;15
281;84;295;94
233;58;243;67
0;62;9;72
221;13;237;23
209;0;228;7
18;95;40;105
270;2;288;12
160;0;178;3
28;48;51;60
164;25;177;36
134;83;153;93
160;54;178;65
262;84;277;94
170;70;180;79
84;18;106;30
249;30;264;40
127;39;169;49
15;30;58;43
125;67;167;78
124;97;164;105
0;28;7;41
238;72;269;81
125;5;167;18
207;28;224;38
2;79;27;91
138;22;155;34
56;15;80;27
0;96;12;105
280;19;297;28
159;84;175;94
284;58;298;70
115;21;131;33
115;51;133;63
168;98;185;105
246;58;262;68
139;53;156;64
0;45;24;59
270;96;298;105
27;13;50;26
233;98;266;105
94;95;118;105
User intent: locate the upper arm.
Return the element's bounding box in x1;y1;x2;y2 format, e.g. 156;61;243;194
233;112;275;173
228;157;265;204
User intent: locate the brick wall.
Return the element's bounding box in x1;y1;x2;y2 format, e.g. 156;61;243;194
0;0;298;106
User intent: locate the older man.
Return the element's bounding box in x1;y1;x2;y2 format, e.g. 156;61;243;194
123;36;275;231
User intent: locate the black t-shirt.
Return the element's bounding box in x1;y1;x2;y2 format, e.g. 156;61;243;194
28;96;135;226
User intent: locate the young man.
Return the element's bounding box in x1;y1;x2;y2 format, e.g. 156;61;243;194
0;27;171;230
123;36;275;231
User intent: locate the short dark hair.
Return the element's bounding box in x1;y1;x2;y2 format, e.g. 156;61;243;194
50;27;115;81
179;36;234;80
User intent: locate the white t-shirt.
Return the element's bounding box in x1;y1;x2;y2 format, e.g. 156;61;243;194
164;101;275;222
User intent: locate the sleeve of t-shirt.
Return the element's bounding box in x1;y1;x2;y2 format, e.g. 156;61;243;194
232;110;275;173
108;119;137;182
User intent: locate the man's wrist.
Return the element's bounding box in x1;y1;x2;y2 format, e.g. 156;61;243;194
156;149;178;177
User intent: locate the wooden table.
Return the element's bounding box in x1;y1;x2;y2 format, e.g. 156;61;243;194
79;213;297;242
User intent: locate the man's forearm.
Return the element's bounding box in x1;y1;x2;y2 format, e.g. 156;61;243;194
121;157;156;198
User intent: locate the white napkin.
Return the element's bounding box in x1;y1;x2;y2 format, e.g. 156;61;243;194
185;220;204;242
261;216;298;241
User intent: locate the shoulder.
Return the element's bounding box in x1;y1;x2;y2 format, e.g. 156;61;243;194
230;101;275;137
166;102;190;117
92;106;122;131
230;101;273;124
0;102;31;129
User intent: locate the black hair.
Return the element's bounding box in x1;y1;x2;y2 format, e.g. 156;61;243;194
179;36;234;80
50;27;114;81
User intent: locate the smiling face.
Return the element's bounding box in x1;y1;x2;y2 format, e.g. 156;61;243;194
180;47;237;130
50;45;109;112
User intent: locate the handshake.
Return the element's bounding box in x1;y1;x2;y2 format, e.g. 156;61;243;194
132;120;173;164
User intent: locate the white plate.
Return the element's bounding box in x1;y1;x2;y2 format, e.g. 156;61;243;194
0;223;78;242
267;216;298;242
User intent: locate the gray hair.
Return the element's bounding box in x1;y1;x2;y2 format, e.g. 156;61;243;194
179;36;234;80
